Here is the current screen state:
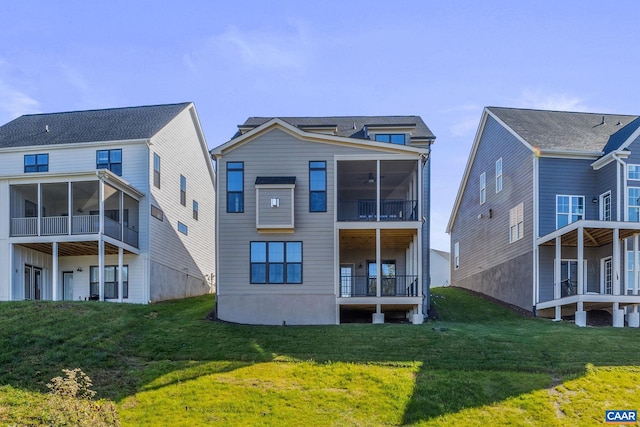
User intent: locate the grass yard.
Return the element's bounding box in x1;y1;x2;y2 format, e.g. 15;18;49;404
0;287;639;425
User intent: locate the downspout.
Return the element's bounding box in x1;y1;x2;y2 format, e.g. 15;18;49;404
422;147;432;319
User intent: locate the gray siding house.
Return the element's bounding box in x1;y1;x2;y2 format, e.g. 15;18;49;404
212;116;435;325
0;103;216;304
448;107;640;327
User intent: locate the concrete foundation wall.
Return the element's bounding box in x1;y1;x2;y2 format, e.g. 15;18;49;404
218;294;337;325
150;260;212;302
454;250;533;310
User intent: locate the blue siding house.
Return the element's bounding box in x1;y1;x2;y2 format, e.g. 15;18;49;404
448;107;640;327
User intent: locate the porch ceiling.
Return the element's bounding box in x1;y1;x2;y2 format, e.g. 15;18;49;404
339;229;416;250
18;241;132;257
540;227;639;247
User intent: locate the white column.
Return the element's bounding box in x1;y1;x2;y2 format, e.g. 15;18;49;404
376;228;381;298
118;247;123;303
376;160;381;221
554;236;562;321
52;242;58;301
575;226;586;327
99;180;104;235
68;182;72;235
8;243;13;301
37;183;42;236
554;237;561;300
577;226;584;295
98;238;105;301
635;234;639;295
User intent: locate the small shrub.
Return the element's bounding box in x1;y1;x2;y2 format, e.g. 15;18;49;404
41;368;120;426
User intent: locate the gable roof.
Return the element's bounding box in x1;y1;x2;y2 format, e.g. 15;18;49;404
487;107;640;153
212;117;432;157
0;102;192;148
235;115;435;141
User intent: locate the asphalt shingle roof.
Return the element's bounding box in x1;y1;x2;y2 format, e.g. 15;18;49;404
488;107;640;153
237;115;435;141
0;102;191;148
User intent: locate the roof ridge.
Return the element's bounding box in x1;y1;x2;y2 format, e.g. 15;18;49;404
19;102;192;118
487;106;639;118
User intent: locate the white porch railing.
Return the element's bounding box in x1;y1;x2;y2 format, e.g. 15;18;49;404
10;217;37;236
41;216;69;235
71;215;99;234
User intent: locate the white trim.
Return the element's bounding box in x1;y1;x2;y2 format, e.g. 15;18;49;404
495;158;503;193
454;241;460;270
479;172;486;205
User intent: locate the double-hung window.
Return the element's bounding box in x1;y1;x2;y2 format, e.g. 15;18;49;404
153;153;161;188
180;175;187;206
309;161;326;212
24;154;49;173
250;241;302;284
495;158;503;193
509;203;524;242
96;149;122;176
556;195;584;228
628;187;640;221
227;162;244;213
480;172;486;204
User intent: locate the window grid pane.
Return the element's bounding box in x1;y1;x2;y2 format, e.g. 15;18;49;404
250;241;302;284
227;162;244;213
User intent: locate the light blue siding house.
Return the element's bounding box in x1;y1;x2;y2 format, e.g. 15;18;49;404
448;107;640;327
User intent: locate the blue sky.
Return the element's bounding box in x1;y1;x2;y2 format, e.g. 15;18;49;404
2;0;639;250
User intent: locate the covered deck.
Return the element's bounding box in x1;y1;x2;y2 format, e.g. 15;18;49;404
537;220;640;327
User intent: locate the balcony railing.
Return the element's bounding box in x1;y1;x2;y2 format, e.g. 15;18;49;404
337;200;418;221
340;275;419;297
41;216;69;236
72;215;100;234
10;214;138;248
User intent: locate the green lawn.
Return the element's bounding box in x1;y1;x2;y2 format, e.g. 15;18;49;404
0;287;639;426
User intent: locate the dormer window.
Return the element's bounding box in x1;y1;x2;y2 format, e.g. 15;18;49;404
375;134;405;145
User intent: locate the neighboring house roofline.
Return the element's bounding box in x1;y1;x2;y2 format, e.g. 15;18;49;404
0;137;150;153
210;117;429;158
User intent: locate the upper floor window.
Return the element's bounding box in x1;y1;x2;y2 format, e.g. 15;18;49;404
180;175;187;206
628;187;640;221
250;241;302;284
556;195;584;228
629;164;640;180
509;203;524;243
309;161;327;212
227;162;244;213
454;242;460;269
24;154;49;173
480;172;486;204
153;153;161;188
375;134;405;145
193;200;199;220
600;192;611;221
496;158;503;193
97;149;122;176
178;221;188;235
